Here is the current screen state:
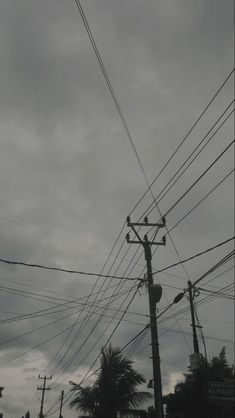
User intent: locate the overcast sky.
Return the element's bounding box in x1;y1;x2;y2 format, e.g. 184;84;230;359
0;0;234;417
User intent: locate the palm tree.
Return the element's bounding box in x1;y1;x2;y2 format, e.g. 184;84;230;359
69;345;151;418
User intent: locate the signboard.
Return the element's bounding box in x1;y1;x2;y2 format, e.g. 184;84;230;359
189;353;202;370
208;381;234;405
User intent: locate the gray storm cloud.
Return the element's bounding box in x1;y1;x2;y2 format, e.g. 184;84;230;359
0;1;234;417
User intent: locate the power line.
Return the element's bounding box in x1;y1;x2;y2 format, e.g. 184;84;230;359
0;284;139;325
46;275;234;417
49;240;141;375
48;217;156;376
0;274;91;300
123;223;191;349
198;287;234;300
0;287;145;367
73;0;194;295
41;9;235;376
136;135;233;265
152;236;234;275
157;284;234;347
0;311;79;348
0;215;110;257
202;266;234;288
49;285;138;374
132;128;234;286
124;326;149;358
167;169;234;234
0;150;231;334
0;293;146;351
46;272;233;418
129;68;235;216
193;250;235;287
45;287;144;417
73;0;155;203
144;105;234;218
160;282;234;324
2;323;75;366
134;327;234;358
53;217;146;372
73;284;143;386
50;219;158;378
0;75;232;331
122;114;234;286
0;257;141;281
135;268;234;357
155;252;234;324
165;138;234;217
52;263;142;376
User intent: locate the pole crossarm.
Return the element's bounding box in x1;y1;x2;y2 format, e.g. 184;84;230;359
126;234;165;246
37;386;52;390
127;215;166;228
126;216;166;248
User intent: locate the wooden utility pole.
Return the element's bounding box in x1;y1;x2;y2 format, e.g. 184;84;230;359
37;375;52;418
126;216;166;418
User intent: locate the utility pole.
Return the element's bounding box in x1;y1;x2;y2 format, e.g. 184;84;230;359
188;281;207;417
188;281;200;355
59;390;64;418
37;375;52;418
126;216;166;418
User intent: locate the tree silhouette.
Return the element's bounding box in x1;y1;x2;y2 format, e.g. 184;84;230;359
69;345;151;418
164;347;234;418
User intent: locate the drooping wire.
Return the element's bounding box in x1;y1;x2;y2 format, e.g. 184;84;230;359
0;256;140;281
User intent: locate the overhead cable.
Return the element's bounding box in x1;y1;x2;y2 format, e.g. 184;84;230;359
0;257;141;281
165;139;234;217
152;236;234;275
144;105;234;218
129;68;234;216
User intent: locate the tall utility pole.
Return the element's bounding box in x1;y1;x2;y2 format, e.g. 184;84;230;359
59;390;64;418
126;216;166;418
37;375;52;418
